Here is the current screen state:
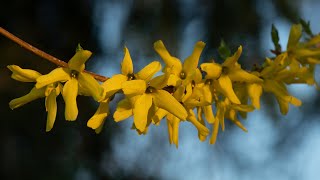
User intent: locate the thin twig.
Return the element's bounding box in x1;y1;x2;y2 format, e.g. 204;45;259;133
0;27;108;82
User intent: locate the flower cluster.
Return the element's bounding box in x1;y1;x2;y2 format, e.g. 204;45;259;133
8;23;320;147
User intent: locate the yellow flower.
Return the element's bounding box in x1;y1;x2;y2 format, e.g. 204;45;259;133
165;72;212;146
292;64;319;88
287;24;320;62
262;79;301;115
183;70;212;107
87;46;169;133
184;79;214;141
36;49;103;121
209;98;254;144
201;46;263;104
285;23;320;88
109;47;188;133
154;40;206;102
160;104;210;147
119;77;188;132
99;47;135;100
161;101;211;147
260;53;291;80
86;47;137;132
152;40;214;146
8;65;62;132
257;54;303;114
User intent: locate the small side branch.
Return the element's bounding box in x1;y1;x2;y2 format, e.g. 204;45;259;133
0;27;108;82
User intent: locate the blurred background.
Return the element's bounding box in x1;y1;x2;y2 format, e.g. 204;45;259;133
1;0;320;179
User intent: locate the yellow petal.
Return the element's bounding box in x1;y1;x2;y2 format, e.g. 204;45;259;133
197;107;207;142
263;79;291;102
135;61;161;82
9;87;46;109
172;116;180;148
133;93;153;132
209;119;220;144
203;105;215;124
290;96;302;106
7;65;42;82
305;34;320;47
128;94;141;106
222;46;242;67
121;47;134;75
113;98;133;122
149;74;168;89
183;41;205;74
153;40;182;75
200;63;222;79
45;90;57;132
230;118;248;132
260;54;290;78
202;84;213;103
132;123;149;135
247;83;263;109
217;75;241;104
183;85;210;107
181;83;193;103
147;103;157;126
122;80;146;96
36;68;70;88
94;119;106;134
167;74;181;86
216;102;226;131
152;90;187;120
173;85;184;102
299;65;315;82
78;73;103;101
68;50;92;72
306;57;320;64
193;68;203;83
289;58;301;73
273;53;290;68
55;83;63;96
187;109;210;137
62;78;78;121
230;104;255;112
101;74;127;98
167;118;173;144
294;49;320;57
184;99;210;108
287;24;302;50
87;102;109;129
276;97;289;115
152;108;168;125
45;83;55;97
228;69;263;83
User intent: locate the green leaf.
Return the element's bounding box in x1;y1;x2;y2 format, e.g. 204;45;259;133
271;24;281;52
299;18;314;37
76;43;83;52
218;39;231;60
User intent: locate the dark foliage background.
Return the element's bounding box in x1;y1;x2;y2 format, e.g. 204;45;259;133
0;0;319;179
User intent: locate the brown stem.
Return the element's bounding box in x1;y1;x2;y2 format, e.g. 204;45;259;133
0;27;108;82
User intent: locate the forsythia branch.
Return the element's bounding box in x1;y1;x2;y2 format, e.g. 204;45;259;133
2;22;320;147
